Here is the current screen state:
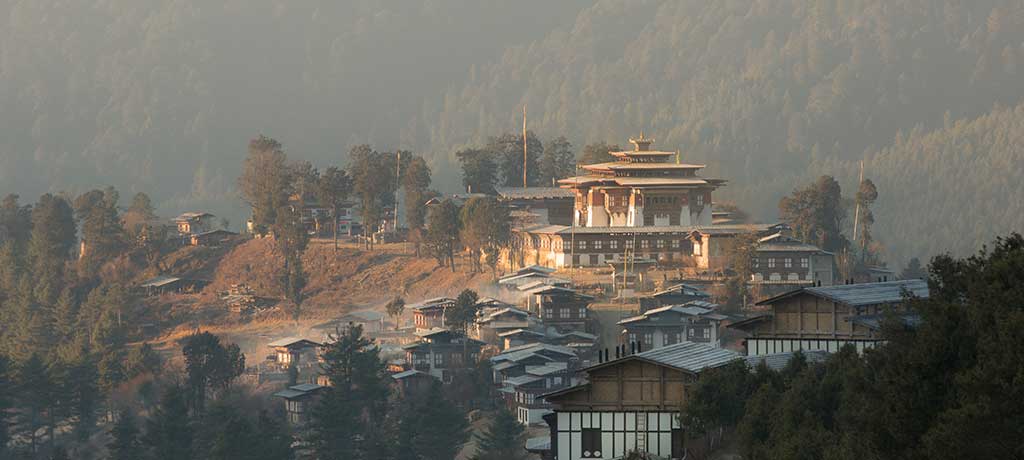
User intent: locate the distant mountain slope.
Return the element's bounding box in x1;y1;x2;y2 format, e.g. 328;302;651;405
420;0;1024;264
0;0;589;221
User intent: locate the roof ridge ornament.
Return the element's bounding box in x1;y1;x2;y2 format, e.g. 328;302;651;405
628;131;654;151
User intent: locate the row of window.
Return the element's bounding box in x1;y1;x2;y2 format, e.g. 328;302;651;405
543;307;587;319
574;239;685;250
627;329;711;346
755;257;810;269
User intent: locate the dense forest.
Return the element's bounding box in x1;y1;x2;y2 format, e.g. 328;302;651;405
2;0;1023;266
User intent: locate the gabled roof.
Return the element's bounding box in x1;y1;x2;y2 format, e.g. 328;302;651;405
409;297;455;311
342;310;384;322
517;278;572;292
493;361;520;371
525;362;568;376
618;302;725;325
848;313;922;331
267;337;322;348
651;283;710;298
273;383;325;399
193;229;238;237
726;314;772;331
757;279;929;308
505;375;545;387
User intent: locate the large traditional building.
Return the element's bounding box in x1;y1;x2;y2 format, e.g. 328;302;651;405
730;279;928;356
513;135;784;269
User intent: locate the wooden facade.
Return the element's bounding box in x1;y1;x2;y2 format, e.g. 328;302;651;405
732;280;929;356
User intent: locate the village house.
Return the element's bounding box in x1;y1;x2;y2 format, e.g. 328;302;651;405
173;212;216;235
267;337;322;369
189;228;239;246
639;283;710;312
402;328;484;383
729;279;928;356
526;285;594;334
390;369;437;398
538;341;741;459
750;233;835;287
273;383;326;426
409;297;455;331
491;343;580;383
502;361;575;425
496;186;575;227
618;301;728;350
687;224;786;272
472;305;533;347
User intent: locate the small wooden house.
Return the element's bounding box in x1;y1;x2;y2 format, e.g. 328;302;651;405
267;337;322;367
190;229;238;246
730;279;928;356
409;297;455;331
540;341;741;459
273;383;326;425
618;301;728;350
173;212;216;235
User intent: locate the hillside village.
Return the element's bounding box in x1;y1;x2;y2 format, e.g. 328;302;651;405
0;126;1019;460
19;132;941;457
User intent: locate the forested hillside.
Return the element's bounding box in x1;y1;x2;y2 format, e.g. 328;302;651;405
424;0;1024;264
0;0;588;221
2;0;1023;264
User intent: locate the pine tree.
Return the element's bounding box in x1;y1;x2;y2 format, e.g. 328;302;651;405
125;343;163;378
180;332;245;413
107;410;143;460
252;410;294;460
455;148;498;195
26;194;76;305
0;354;12;458
143;386;193;460
16;353;55;455
238;135;293;234
425;199;460;270
397;382;470;460
74;188;127;274
471;407;528;460
316;166;352;251
309;325;389;459
539;136;575;186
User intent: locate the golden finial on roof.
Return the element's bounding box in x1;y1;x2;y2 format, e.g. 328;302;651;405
628;131;654;151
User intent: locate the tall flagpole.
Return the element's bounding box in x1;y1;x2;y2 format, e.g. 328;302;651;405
852;160;864;243
522;105;528;188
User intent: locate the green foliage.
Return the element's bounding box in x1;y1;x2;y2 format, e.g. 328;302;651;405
394;382;470;460
715;233;1024;459
0;194;32;247
460;196;511;274
16;353;55;454
486;131;543;188
779;176;849;254
126;343;163;378
0;355;12;457
27;194;76;301
317;166;352;250
448;289;480;333
539;136;575;186
385;296;405;329
899;257;926;280
74;188;128;274
143;386;193;460
578;142;620;165
401;155;432;231
471;408;528;460
347;145;399;247
456;148;499;195
238;135;293;234
309;325;389;459
180;332;245;413
108;410;143;460
425;199;461;270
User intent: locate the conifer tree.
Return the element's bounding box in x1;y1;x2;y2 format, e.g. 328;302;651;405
395;382;470;460
16;353;55;455
107;410;143;460
471;407;528;460
143;386;193;460
27;193;76;304
0;354;12;458
425;199;460;270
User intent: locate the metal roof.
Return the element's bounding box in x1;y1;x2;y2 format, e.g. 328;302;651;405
848;313;922;330
744;350;830;372
591;341;740;374
267;337;321;348
139;275;182;288
272;389;306;399
290;383;324;392
408;297;454;310
173;212;214;221
759;279;929;308
505;375;544;387
492;361;519;371
497;329;545;338
391;370;429;380
652;283;709;298
496;187;574;200
525;362;568;376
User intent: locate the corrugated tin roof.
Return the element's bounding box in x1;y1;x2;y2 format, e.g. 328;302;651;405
408;297;454;310
619;341;740;373
761;279;929;307
848;313;922;330
505;375;544;387
290;383;324;392
391;370;427;380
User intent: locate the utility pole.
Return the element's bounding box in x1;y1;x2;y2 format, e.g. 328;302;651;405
395;150;401;234
852;160;864;243
523;104;528;188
